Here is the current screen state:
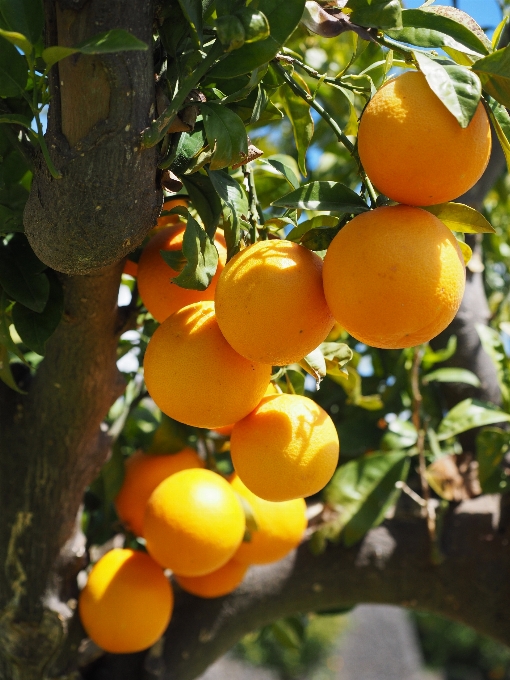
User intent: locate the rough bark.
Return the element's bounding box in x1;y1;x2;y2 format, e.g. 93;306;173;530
24;0;162;275
84;495;510;680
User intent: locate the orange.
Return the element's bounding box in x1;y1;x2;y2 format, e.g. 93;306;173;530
143;301;271;429
123;258;138;278
322;205;466;349
231;475;307;565
211;382;280;437
114;448;204;537
138;224;227;323
215;239;334;365
357;70;491;206
79;549;173;653
174;557;248;598
230;393;339;502
157;197;189;227
143;468;245;576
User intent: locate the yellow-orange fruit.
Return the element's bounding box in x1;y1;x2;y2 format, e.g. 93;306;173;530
215;240;334;365
79;549;173;653
144;468;245;576
143;301;271;429
357;70;491;206
174;558;248;598
211;383;280;437
231;475;307;565
138;224;227;323
322;205;466;349
230;394;339;502
123;258;138;278
114;449;204;537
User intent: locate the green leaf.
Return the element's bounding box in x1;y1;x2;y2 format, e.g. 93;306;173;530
324;450;410;546
422;335;457;371
456;239;472;266
345;0;402;30
287;216;339;243
270;619;303;650
277;368;305;396
182;173;222;236
280;72;314;176
236;8;270;43
485;98;510;174
473;45;510;109
171;214;219;291
272;181;369;213
475;323;510;407
0;205;23;234
0;0;43;45
260;155;300;189
0;343;23;393
424;202;495;234
166;125;207;174
492;16;508;51
177;0;203;48
43;29;148;68
201;102;248;170
0;113;31;129
0;235;49;312
423;367;481;387
208;169;249;259
12;271;64;356
0;27;31;54
0;36;27;96
208;0;306;79
476;427;508;493
437;399;510;441
299;346;326;384
381;420;417;450
414;52;482;128
321;341;353;377
300;226;338;251
216;14;245;52
386;9;490;55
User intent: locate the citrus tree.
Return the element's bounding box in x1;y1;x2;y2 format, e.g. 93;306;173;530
1;0;510;678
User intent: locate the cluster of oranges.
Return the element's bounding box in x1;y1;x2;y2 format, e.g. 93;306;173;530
79;69;492;654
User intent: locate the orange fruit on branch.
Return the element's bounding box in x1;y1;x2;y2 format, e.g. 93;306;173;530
143;301;271;429
230;393;339;502
143;468;245;576
174;557;248;598
215;239;334;366
322;205;466;349
78;549;173;654
357;70;491;206
114;448;204;537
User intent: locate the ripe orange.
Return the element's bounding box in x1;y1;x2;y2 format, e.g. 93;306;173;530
123;258;138;278
357;70;491;206
211;382;280;437
143;301;271;429
157;197;189;227
138;224;227;323
79;549;173;653
231;475;307;565
114;448;204;537
214;239;334;365
230;393;339;502
143;468;245;576
174;557;248;598
322;205;466;349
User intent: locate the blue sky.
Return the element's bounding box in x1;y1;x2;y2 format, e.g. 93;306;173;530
403;0;502;34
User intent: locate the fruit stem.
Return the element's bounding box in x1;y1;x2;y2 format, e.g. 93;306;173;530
277;52;371;95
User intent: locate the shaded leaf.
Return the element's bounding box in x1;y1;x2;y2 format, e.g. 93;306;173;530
182;173;222;236
177;0;203;48
300;226;338;251
208;169;249;258
475;323;510;407
0;343;23;393
485;98;510;174
216;14;245;52
324;450;410;546
287;215;339;243
414;51;482;128
259;155;300;189
437;398;510;441
201;102;248;170
0;234;49;312
172;214;219;290
0;27;31;54
0;37;27;97
456;239;472;266
345;0;402;30
280;72;314;176
473;45;510;109
423;367;480;387
272;181;369;213
277;368;305;396
476;427;508;494
424;202;495;234
43;29;147;68
12;271;64;356
208;0;306;79
236;8;270;43
0;0;43;45
422;335;457;371
0;205;23;234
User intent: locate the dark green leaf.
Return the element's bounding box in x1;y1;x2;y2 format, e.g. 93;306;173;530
473;45;510;109
236;8;270;43
421;335;457;371
270;619;302;650
280;73;314;176
167;126;207;175
277;368;305;395
476;427;508;494
414;52;482;128
0;37;27;96
261;155;300;189
216;14;245;51
475;323;510;406
0;205;23;234
201;102;248;170
0;0;43;45
324;450;410;546
386;9;490;55
287;216;339;242
272;181;369;213
437;398;510;441
160;249;187;273
424;202;495;234
0;234;49;312
208;169;249;258
177;0;203;48
0;113;30;128
0;343;23;392
172;214;219;290
346;0;402;30
12;271;63;356
208;0;306;79
300;226;338;251
422;367;481;387
77;29;148;54
182;173;222;236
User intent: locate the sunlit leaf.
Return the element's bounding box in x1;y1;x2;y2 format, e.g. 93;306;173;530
424;202;495;234
423;367;480;387
171;214;219;290
201;102;248;170
272;181;369;213
473;45;510;109
437;398;510;441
